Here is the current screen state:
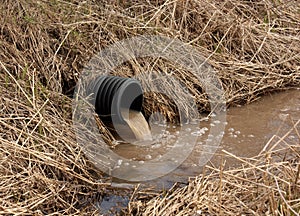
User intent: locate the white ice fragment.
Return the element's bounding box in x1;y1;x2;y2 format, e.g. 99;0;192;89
191;129;205;136
117;159;123;166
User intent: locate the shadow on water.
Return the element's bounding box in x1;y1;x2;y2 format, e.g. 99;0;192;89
96;194;130;215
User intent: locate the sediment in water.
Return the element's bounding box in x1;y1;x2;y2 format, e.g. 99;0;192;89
121;109;152;141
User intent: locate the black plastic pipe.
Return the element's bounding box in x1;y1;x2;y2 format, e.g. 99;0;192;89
88;75;143;123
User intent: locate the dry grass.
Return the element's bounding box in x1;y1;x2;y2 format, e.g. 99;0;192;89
0;0;299;215
0;62;107;215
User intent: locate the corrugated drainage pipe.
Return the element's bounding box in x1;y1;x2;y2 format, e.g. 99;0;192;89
88;75;143;123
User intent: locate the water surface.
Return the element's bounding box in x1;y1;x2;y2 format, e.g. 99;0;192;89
114;89;299;186
98;89;299;214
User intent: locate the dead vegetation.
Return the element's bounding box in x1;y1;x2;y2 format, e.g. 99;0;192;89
0;0;299;215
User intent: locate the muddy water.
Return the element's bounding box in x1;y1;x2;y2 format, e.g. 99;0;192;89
111;89;299;187
98;89;299;214
121;109;152;141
